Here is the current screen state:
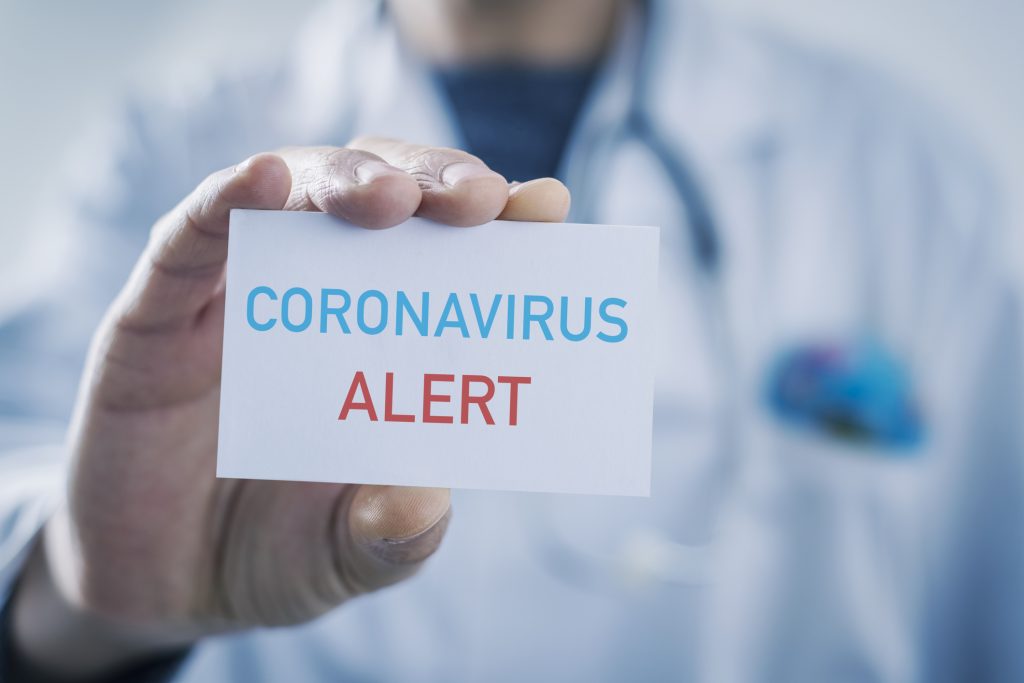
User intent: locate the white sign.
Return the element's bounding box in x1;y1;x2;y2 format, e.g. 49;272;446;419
217;210;659;496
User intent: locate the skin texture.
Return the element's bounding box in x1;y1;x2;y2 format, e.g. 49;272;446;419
10;140;571;679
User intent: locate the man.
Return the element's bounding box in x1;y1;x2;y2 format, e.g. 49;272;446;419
1;0;1022;680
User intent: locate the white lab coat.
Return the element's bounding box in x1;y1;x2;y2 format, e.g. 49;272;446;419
1;1;1021;681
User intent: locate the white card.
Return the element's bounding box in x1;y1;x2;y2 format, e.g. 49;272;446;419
217;210;659;496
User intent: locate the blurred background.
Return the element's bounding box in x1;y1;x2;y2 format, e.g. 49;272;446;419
1;0;1022;296
0;3;1021;679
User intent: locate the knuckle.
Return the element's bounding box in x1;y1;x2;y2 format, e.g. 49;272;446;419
320;146;362;169
320;147;384;183
403;147;477;186
147;209;173;245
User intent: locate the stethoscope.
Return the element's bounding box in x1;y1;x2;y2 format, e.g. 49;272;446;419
357;0;745;590
534;0;746;591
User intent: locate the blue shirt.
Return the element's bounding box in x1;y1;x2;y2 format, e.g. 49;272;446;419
436;65;597;182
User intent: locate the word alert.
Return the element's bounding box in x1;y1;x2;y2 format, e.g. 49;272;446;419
339;372;532;426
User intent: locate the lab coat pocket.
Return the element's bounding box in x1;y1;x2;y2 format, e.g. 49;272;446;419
707;422;933;683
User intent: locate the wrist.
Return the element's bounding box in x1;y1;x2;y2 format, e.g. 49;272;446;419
9;515;196;680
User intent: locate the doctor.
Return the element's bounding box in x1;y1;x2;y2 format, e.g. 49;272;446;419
1;0;1022;681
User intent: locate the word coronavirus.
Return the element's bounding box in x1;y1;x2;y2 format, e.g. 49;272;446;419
245;287;629;343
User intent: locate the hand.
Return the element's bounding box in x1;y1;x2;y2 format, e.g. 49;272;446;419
10;139;570;678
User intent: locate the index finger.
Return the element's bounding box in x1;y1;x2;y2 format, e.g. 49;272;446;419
349;137;509;227
115;153;292;332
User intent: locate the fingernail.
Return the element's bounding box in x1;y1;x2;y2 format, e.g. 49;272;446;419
440;161;497;188
510;177;555;194
365;508;451;565
355;160;401;184
507;181;524;195
233;155;257;174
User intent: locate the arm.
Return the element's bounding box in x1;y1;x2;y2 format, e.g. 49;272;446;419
4;140;570;680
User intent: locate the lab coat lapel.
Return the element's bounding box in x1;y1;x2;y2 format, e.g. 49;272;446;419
347;11;463;147
281;0;461;149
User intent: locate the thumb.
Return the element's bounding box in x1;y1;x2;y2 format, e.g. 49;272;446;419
341;486;452;593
